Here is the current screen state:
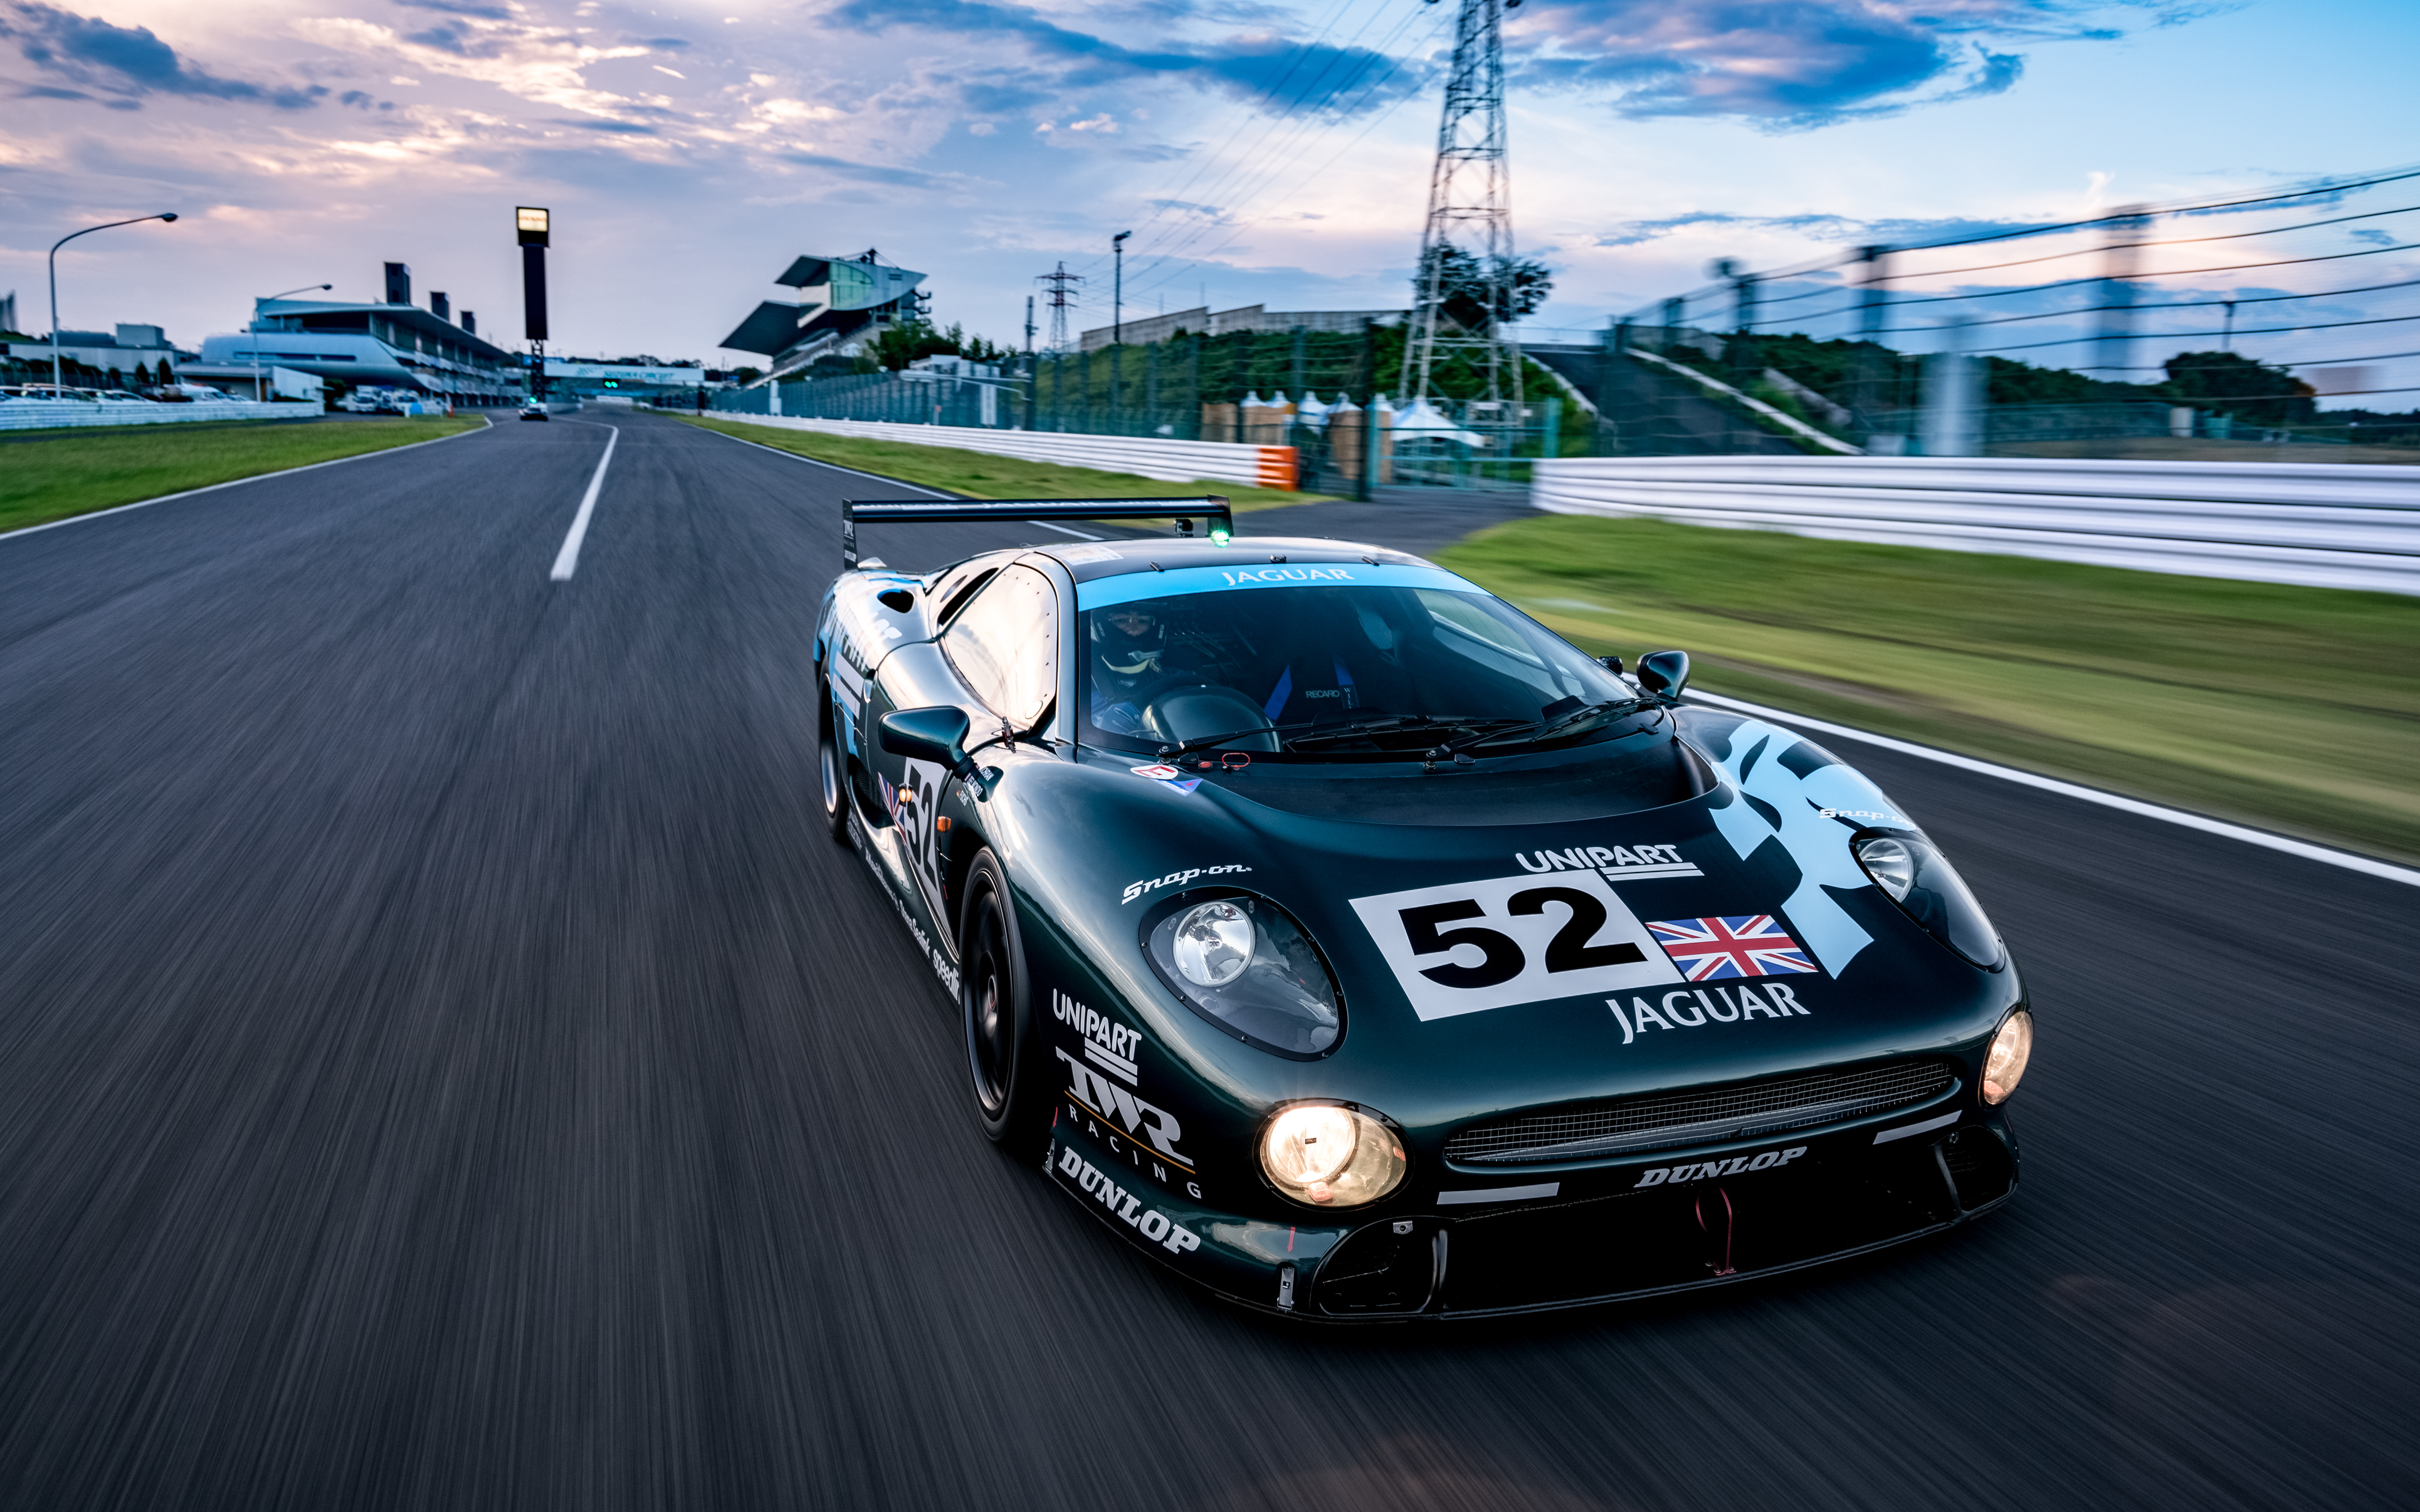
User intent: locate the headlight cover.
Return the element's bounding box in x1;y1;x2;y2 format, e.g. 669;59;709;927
1853;832;2005;969
1982;1010;2033;1104
1144;893;1342;1058
1260;1102;1407;1208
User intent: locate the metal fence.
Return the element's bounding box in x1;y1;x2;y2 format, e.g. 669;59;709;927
1557;163;2420;461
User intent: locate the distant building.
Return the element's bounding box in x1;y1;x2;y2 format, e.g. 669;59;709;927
1078;305;1402;352
194;266;518;406
0;322;191;384
718;251;927;384
0;291;19;337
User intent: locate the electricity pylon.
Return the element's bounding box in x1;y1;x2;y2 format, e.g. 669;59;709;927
1400;0;1521;412
1038;263;1083;352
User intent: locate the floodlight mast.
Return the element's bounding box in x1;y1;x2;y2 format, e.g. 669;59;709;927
518;206;550;404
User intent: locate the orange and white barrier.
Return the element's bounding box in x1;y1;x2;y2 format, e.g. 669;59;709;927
701;413;1300;494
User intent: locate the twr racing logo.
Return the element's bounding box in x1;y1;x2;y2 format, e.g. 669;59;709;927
1056;1048;1191;1169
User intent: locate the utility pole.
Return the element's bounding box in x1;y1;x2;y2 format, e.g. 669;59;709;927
2095;204;2149;381
1401;0;1522;421
1023;293;1037;429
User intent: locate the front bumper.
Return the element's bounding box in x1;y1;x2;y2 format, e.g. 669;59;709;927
1048;1102;2019;1320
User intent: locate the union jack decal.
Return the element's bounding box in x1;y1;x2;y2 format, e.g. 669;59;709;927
1647;915;1819;980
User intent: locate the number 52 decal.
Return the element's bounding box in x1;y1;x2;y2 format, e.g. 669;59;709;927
1350;871;1683;1021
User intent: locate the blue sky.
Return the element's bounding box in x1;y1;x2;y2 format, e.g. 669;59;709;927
3;0;2415;377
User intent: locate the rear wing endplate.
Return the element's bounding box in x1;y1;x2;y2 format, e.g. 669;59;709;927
842;496;1233;569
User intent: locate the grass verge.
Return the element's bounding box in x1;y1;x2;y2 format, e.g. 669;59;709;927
673;414;1334;512
1;416;482;535
1438;513;2420;866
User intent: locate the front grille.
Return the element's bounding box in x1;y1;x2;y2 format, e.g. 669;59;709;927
1446;1060;1958;1165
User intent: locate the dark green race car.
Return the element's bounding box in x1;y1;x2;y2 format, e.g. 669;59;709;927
816;497;2034;1319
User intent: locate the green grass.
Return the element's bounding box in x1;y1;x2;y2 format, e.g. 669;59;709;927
0;417;482;534
673;414;1335;512
1439;514;2420;865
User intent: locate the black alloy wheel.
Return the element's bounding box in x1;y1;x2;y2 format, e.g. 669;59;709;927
960;851;1046;1156
816;673;851;847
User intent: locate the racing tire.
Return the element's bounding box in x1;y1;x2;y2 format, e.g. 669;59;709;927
816;673;851;848
959;851;1049;1158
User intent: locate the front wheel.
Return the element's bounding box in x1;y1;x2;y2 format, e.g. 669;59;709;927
959;851;1048;1157
816;673;851;847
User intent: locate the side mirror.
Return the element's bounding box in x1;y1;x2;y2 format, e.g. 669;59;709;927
880;706;974;777
1636;649;1691;704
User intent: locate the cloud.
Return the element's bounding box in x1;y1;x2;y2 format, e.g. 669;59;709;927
1510;0;2150;127
392;0;513;17
1;1;328;108
824;0;1421;115
1589;207;2076;249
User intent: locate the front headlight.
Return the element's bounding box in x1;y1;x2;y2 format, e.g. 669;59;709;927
1853;832;2004;968
1260;1103;1407;1208
1982;1010;2033;1104
1145;894;1342;1057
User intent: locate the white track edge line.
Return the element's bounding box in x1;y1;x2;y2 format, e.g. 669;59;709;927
684;419;1104;538
0;415;493;544
549;424;619;580
1683;688;2420;888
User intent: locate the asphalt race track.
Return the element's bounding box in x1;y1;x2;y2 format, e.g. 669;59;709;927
1;410;2412;1511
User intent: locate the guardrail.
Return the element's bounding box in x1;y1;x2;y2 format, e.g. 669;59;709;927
0;400;322;431
1533;454;2420;594
691;413;1298;491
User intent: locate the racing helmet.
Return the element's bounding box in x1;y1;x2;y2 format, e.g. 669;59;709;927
1091;605;1166;682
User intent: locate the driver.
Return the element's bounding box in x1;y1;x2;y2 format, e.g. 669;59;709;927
1089;604;1172;735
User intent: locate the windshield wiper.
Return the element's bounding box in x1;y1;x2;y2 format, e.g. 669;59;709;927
1154;713;1529;759
1457;698;1649;752
1283;713;1535;749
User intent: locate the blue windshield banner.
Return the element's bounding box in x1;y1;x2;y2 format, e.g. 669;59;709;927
1075;560;1485;610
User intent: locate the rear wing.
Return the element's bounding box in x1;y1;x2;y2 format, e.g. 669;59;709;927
842;496;1233;569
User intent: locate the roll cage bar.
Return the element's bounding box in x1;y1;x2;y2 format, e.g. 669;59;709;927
841;496;1233;569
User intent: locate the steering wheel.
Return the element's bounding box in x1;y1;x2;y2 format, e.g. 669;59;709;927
1137;681;1280;753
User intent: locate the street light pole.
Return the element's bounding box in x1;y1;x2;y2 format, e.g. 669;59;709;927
251;283;331;401
50;213;177;392
1112;230;1132;345
1111;230;1131;431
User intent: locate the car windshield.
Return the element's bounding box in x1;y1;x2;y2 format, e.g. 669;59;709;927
1076;567;1632;759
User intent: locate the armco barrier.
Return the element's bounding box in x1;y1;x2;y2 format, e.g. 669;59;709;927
1534;454;2420;595
0;400;324;431
698;414;1297;492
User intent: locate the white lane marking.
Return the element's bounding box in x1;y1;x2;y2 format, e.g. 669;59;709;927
0;415;493;545
684;422;1106;538
1437;1183;1560;1205
1684;688;2420;889
549;425;619;580
1873;1110;1961;1145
